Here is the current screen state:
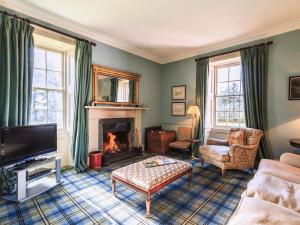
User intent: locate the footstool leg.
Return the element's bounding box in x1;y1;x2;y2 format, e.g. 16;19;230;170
146;194;152;217
112;178;116;196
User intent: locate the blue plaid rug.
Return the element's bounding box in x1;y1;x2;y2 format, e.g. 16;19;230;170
0;160;252;225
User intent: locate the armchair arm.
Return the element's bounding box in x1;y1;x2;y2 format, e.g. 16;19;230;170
280;153;300;168
207;138;229;146
228;144;257;157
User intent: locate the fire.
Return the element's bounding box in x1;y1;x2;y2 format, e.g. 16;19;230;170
104;132;120;153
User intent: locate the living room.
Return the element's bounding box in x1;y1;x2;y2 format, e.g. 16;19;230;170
0;0;300;224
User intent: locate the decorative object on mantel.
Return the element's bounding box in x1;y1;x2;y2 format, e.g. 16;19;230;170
171;102;186;116
187;105;200;139
289;76;300;100
172;85;186;100
93;64;140;106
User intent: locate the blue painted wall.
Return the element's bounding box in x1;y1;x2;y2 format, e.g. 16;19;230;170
160;29;300;157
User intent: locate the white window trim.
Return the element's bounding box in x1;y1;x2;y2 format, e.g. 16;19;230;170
208;54;244;129
31;44;75;135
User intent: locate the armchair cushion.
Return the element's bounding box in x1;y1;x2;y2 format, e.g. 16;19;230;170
207;138;229;146
227;130;246;146
200;145;230;162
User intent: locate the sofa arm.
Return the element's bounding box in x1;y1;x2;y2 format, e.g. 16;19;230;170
207;138;229;146
280;153;300;168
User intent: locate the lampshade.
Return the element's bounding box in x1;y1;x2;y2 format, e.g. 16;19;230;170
187;105;200;115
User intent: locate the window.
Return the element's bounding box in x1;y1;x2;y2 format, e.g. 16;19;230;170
31;47;64;129
213;61;245;127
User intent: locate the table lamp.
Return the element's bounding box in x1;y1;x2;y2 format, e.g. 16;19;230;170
187;105;200;139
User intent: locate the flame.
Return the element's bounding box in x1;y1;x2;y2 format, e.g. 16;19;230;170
104;132;120;153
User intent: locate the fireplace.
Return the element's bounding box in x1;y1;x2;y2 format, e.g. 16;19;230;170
99;118;142;165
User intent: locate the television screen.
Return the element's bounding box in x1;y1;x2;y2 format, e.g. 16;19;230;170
0;124;57;166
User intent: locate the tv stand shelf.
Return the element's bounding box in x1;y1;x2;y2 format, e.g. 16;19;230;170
1;157;62;202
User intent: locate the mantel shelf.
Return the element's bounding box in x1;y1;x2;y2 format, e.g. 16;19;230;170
85;106;149;110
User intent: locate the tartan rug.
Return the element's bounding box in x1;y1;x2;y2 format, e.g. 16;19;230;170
0;160;252;225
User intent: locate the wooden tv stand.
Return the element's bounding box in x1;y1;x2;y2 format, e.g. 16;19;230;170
1;157;62;202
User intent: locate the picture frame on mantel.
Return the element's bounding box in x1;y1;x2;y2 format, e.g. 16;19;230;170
289;76;300;100
171;102;186;116
172;85;186;100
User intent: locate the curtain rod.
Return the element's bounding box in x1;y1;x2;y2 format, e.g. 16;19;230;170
195;41;273;62
0;10;96;46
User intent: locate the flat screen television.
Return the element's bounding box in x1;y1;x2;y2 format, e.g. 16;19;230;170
0;124;57;167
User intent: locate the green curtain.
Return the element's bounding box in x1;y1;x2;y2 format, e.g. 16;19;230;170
196;58;209;149
110;78;119;102
240;45;272;160
129;80;135;102
71;40;92;173
0;15;34;127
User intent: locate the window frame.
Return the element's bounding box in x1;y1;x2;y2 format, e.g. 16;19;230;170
212;60;245;128
31;45;67;132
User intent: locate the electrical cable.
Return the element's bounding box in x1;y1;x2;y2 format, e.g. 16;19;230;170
0;154;15;194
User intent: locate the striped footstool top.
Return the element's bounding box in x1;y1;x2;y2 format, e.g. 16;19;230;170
111;156;192;191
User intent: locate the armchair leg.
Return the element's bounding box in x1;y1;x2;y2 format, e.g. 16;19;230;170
221;168;226;177
200;159;204;166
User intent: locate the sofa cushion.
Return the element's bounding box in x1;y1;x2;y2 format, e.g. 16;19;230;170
256;159;300;184
228;196;300;225
227;130;246;145
200;145;230;162
245;174;300;213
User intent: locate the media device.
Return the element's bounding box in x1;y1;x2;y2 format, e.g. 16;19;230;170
0;124;57;167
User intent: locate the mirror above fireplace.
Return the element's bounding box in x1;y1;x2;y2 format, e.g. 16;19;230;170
93;65;140;106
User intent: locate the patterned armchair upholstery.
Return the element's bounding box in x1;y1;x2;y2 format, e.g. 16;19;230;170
199;128;264;176
169;127;192;151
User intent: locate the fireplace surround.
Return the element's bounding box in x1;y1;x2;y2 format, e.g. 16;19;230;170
86;106;146;165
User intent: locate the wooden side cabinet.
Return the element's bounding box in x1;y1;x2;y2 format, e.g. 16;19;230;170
147;131;176;154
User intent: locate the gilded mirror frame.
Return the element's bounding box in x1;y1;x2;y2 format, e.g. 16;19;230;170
92;64;140;106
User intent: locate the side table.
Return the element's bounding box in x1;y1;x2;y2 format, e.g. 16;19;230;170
185;138;201;159
289;138;300;148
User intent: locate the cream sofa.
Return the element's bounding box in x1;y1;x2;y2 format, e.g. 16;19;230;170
228;153;300;225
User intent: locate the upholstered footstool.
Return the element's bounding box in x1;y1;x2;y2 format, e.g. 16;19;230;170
111;156;192;217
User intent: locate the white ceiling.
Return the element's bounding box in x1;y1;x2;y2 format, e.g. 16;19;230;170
2;0;300;64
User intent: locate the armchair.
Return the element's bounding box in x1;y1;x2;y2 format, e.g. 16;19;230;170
199;128;263;176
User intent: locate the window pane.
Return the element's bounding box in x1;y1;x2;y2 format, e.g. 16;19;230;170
48;111;63;129
47;71;63;89
216;97;227;111
240;112;246;126
31;110;47;124
47;51;62;71
34;48;46;69
217;82;228;96
48;91;63;111
216;112;226;126
227;96;240;111
229;65;241;80
227;112;240;127
240;97;244;112
32;90;47;109
217;67;228;82
228;81;240;95
32;69;46;88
